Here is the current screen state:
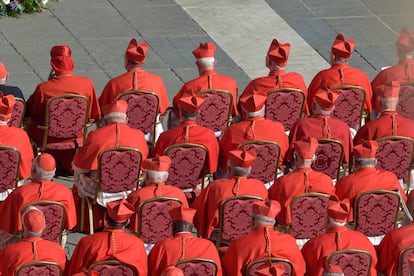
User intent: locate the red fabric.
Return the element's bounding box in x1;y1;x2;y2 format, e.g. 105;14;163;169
99;67;169;113
0;125;34;179
0;237;66;275
335;167;406;222
173;69;238;116
221;226;306;276
307;63;373;113
371;58;414;112
239;70;309;115
288;115;353;165
154;120;219;174
126;182;189;232
66;228;147;276
354;111;414;144
148;232;222;276
191;177;268;238
219;117;288;171
377;223;414;275
268;168;335;224
73;123;148;171
301;226;378;276
0;180;76;233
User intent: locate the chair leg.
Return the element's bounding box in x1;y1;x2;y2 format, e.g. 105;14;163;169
86;197;94;235
80;197;85;233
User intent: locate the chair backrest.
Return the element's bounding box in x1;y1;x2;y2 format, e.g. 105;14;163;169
331;85;366;129
215;195;264;247
20;201;66;245
137;197;183;244
265;88;306;131
96;146;142;195
175;258;218;276
289;193;330;239
375;136;414;187
397;82;414;120
353;190;400;237
15;261;62;276
195;89;233;134
311;138;344;181
89;259;137;276
238;140;280;184
8;97;26;128
325;249;373;276
0;145;20;194
398;245;414;276
164;143;208;190
245;257;293;276
117;90;159;145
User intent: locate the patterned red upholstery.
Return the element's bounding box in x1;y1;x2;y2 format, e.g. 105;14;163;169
246;258;293;276
0;146;20;194
354;191;399;237
398;246;414;276
326;249;372;276
89;260;137;276
289;194;329;239
165;144;207;190
195;89;233;134
98;147;142;193
118;90;159;137
331;86;365;128
15;261;62;276
265;88;305;131
8;98;25;128
239;140;280;184
176;258;218;276
397;84;414;120
311;139;343;180
376;136;414;181
138;198;182;244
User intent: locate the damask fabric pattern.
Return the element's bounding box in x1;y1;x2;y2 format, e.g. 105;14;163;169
33;204;65;244
311;140;343;179
400;247;414;276
265;89;305;131
176;259;217;276
16;263;61;276
0;146;19;193
331;87;365;128
355;192;399;237
246;259;292;276
326;250;372;276
8;99;25;128
397;84;414;120
90;263;135;276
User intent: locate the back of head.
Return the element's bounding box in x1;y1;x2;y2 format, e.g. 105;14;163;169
252;200;281;227
192;42;216;72
326;196;350;227
106;198;135;227
227;149;256;177
50;45;74;75
22;206;46;237
293;136;318;167
168;204;196;234
125;38;148;65
352;140;378;168
0;92;15;123
331;34;355;62
267;38;290;68
101;100;128;123
143;155;171;183
376;81;400;111
178;92;205;118
239;89;267;118
313;87;340;115
32;153;56;180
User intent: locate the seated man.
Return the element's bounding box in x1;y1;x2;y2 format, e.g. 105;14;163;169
192;149;268;239
67;198;147;275
148;205;222;276
221;200;306;276
0;207;67;275
0;61;25;99
0;153;77;239
269;137;335;225
301;196;378;276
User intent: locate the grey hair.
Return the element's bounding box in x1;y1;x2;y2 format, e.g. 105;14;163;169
32;157;56;181
243;105;265;118
228;160;252;177
22;206;45;237
313;101;333;115
354;157;377;167
196;57;215;66
145;169;169;182
327;216;346;227
180;110;198;121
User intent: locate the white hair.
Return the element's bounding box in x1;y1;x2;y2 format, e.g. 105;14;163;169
196;57;215;66
0;77;6;84
32;157;56;181
145;169;169;182
243;105;266;118
104;112;127;121
313;101;333;115
227;160;252;177
327;216;346;227
22;206;45;237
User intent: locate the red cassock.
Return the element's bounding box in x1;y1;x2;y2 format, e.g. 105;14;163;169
73;122;149;171
354;110;414;144
239;69;310;115
268;168;335;225
219;117;288;171
172;69;238;116
67;228;147;275
301;226;378;276
335;167;407;222
221;226;306;276
288;115;353;165
126;182;189;232
99;67;169;113
0;237;67;275
148;232;223;276
0;180;77;234
0;125;34;179
371;58;414;112
153;120;219;174
307;63;373;113
376;223;414;275
191;176;268;238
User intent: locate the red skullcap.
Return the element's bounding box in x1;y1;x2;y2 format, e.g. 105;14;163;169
239;89;267;112
50;45;74;74
331;34;355;59
376;81;400;99
353;140;378;159
0;92;15;121
36;153;56;172
397;27;414;52
327;196;350;223
101;100;128;118
168;204;196;224
314;87;340;111
293;137;319;159
161;266;185;276
107;198;135;223
192;42;216;59
267;39;291;67
178;93;205;113
0;62;7;79
143;155;171;172
125;39;148;64
228;149;256;168
23;208;45;233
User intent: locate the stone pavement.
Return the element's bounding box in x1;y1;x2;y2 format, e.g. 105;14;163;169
0;0;413;260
